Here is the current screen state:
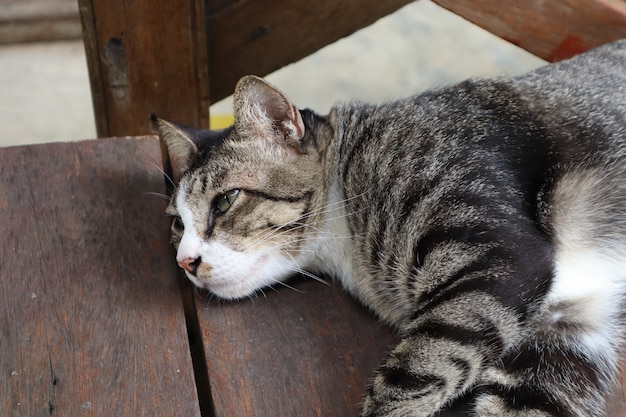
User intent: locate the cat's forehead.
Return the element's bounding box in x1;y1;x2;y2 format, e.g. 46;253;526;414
179;164;233;198
178;142;271;197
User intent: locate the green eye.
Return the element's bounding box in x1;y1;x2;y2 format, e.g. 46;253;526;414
215;189;240;214
172;215;184;231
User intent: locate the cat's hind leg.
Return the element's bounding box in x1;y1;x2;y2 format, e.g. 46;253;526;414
472;294;622;417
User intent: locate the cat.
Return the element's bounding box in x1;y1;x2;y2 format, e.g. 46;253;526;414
157;39;626;417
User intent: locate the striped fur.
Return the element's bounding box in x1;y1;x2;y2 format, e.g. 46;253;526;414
160;40;626;416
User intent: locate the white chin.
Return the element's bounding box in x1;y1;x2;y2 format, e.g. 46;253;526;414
186;251;300;300
208;280;261;300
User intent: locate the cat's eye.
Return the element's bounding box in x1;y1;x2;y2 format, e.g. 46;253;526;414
172;216;184;231
215;189;240;214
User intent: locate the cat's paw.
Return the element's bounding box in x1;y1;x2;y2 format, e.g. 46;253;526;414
360;378;442;417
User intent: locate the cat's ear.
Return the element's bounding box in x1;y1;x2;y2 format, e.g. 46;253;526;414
233;75;305;151
155;117;231;172
156;118;198;172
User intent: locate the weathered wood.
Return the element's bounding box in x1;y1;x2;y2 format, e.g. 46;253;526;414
194;278;398;417
433;0;626;62
192;276;492;416
0;137;200;417
78;0;210;137
205;0;414;102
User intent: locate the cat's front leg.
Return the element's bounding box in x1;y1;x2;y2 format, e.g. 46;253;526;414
361;292;521;417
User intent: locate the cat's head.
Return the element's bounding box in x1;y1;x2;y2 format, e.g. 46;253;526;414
157;76;333;299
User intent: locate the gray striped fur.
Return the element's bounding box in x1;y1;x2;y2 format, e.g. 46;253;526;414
160;40;626;416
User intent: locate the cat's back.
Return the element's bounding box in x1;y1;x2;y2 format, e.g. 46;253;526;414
516;38;626;110
513;39;626;150
330;40;626;324
334;39;626;188
325;40;626;417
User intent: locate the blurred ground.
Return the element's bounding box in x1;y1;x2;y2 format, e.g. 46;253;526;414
0;0;545;147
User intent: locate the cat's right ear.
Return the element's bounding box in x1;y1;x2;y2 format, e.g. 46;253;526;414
156;118;198;173
155;117;232;173
233;75;306;153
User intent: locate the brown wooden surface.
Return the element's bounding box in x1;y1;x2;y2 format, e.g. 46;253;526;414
205;0;414;102
194;278;398;417
433;0;626;62
78;0;210;137
0;137;200;416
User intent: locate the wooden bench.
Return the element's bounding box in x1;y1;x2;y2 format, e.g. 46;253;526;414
3;1;626;416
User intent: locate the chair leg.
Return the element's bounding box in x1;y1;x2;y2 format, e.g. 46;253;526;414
78;0;211;137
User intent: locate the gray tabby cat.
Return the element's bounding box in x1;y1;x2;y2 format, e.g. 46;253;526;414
158;40;626;417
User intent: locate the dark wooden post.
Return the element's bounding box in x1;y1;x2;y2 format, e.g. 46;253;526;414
78;0;210;137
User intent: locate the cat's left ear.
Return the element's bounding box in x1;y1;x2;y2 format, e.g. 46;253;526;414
155;117;231;173
233;75;305;151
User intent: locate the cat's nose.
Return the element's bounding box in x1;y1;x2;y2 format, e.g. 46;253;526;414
178;257;201;275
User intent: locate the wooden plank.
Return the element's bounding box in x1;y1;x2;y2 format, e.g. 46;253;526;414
195;278;398;417
433;0;626;62
0;137;201;417
206;0;414;102
78;0;210;137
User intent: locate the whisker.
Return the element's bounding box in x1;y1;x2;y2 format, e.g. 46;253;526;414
247;205;363;249
282;250;331;287
147;160;176;189
143;191;172;201
245;192;368;246
272;279;304;293
251;290;263;302
193;286;213;303
290;268;331;286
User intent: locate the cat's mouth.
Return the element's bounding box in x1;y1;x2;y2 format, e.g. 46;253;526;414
186;272;246;299
185;254;273;299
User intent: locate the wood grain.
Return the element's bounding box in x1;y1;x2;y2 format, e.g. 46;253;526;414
433;0;626;62
194;277;398;417
205;0;414;102
0;137;200;416
78;0;210;137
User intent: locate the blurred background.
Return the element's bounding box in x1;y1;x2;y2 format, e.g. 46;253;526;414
0;0;545;147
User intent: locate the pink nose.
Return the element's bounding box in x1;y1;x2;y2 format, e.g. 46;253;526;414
178;257;200;275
